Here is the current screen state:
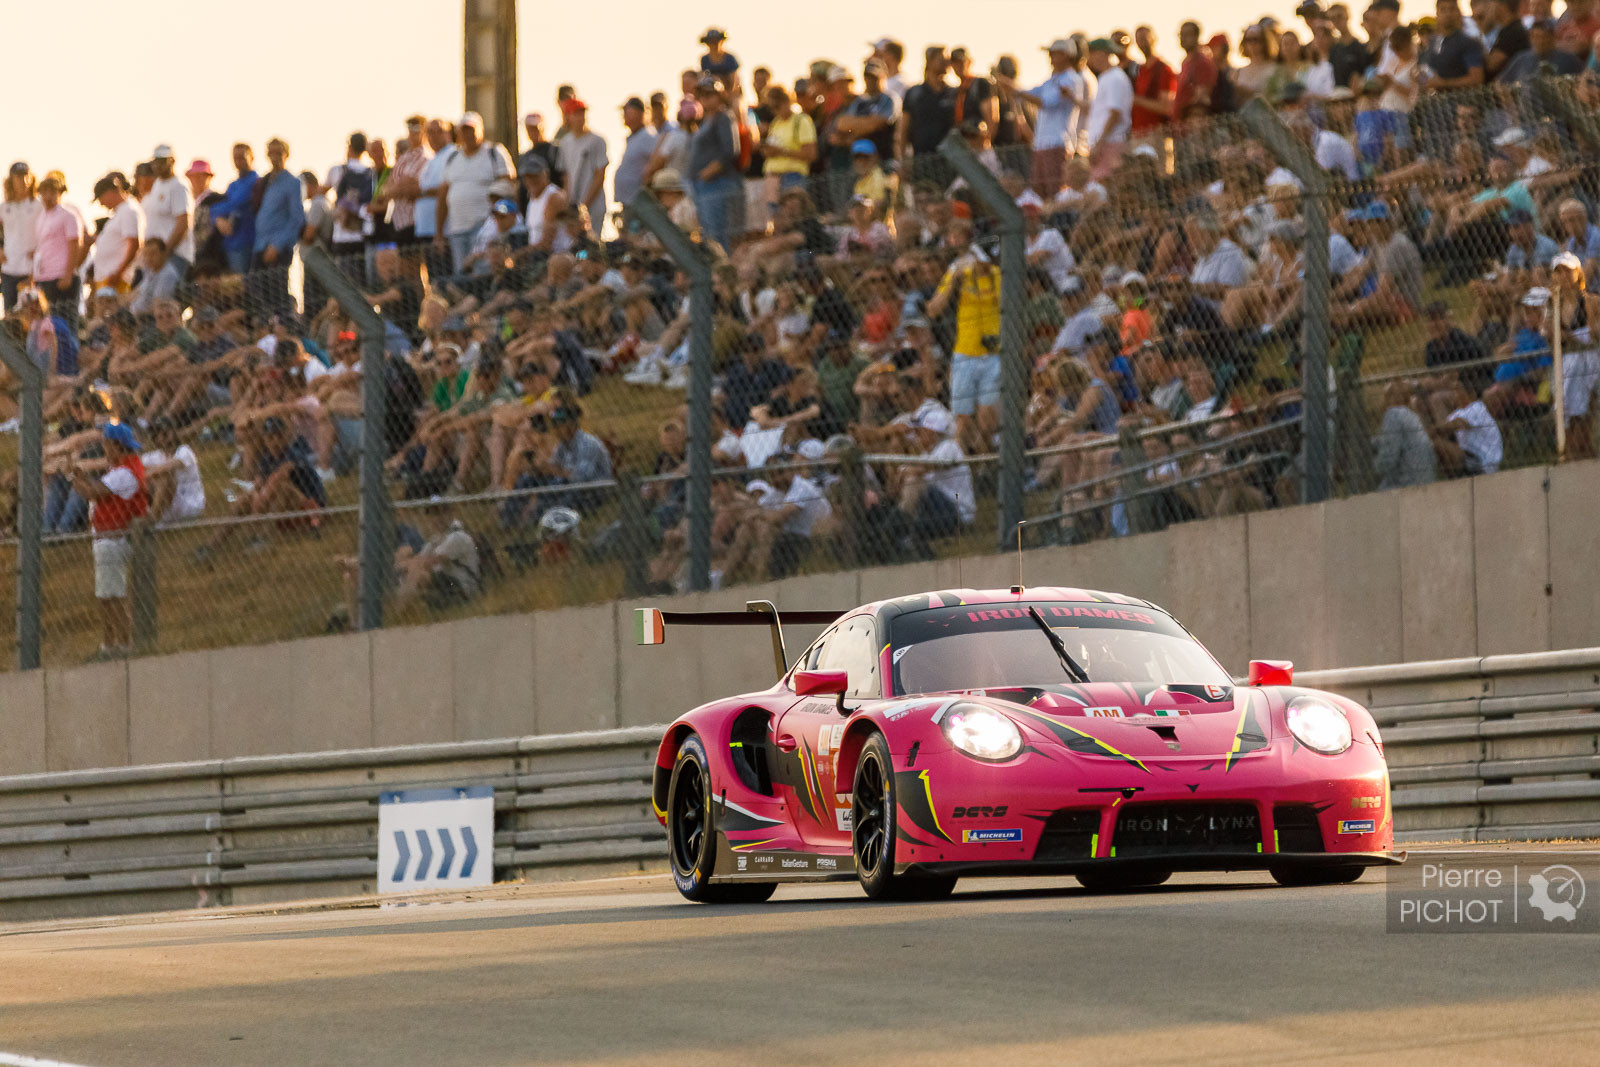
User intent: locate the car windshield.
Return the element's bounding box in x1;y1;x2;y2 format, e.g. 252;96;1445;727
888;603;1230;695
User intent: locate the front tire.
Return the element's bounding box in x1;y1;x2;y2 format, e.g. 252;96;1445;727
1270;864;1364;887
667;734;776;904
852;733;958;901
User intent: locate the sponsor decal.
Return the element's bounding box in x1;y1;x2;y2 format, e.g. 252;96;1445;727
736;855;748;871
794;701;836;716
835;807;854;832
1137;708;1188;719
817;726;832;758
893;646;912;664
831;724;846;748
781;857;811;869
962;828;1025;844
1351;795;1383;810
1117;810;1257;833
1339;819;1376;834
1084;706;1124;718
816;856;838;870
964;607;1156;625
952;805;1010;818
751;853;778;866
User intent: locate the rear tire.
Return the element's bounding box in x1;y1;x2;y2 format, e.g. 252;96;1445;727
1076;868;1173;892
667;734;777;904
1270;864;1364;887
852;733;959;901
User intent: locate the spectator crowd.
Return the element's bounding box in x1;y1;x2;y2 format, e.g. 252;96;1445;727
4;1;1600;643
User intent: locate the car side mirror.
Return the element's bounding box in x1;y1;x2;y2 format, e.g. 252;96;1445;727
794;669;849;697
1248;659;1294;687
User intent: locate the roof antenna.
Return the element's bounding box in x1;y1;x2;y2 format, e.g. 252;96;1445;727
1012;520;1026;594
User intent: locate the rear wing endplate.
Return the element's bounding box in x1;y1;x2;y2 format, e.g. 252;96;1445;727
635;600;844;677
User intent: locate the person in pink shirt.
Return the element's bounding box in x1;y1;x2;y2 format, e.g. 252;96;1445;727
32;170;86;328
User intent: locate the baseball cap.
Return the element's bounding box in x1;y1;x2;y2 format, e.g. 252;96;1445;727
186;159;212;177
1101;264;1124;287
459;111;484;128
524;111;544;126
695;75;724;95
38;170;65;191
650;168;686;193
1045;38;1078;55
1506;207;1535;225
864;58;886;77
1553;251;1584;272
151;144;175;160
518;152;548;176
492;198;519;216
1015;189;1045;212
1121;270;1148;288
102;422;142;451
1363;201;1391;221
441;315;469;333
621;96;645;111
1132;143;1160;160
700;27;727;43
559;98;589;115
1059;273;1085;295
1522;286;1552;308
1493;126;1529;148
92;285;119;303
9;161;29;176
850;193;876;209
851;139;877;156
1087;38;1115;53
828;65;852;82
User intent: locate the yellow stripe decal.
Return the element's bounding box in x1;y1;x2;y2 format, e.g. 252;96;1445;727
1273;829;1281;853
1021;708;1151;773
1225;703;1251;771
1090;832;1099;858
917;770;949;842
729;838;778;851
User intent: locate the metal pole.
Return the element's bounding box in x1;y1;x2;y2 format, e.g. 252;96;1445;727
938;132;1027;549
1553;287;1567;462
0;331;42;669
1239;99;1331;503
301;247;390;630
625;191;713;592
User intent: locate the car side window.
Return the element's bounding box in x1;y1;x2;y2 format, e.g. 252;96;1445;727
818;616;880;698
795;626;836;677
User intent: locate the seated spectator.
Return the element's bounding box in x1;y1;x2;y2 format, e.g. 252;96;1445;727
1422;301;1493;396
1501;208;1560;277
334;499;484;629
127;238;184;317
835;195;894;258
1372;382;1438;490
1485;286;1555;419
1425;379;1504;477
500;392;613;526
191;414;325;564
141;417;205;523
747;453;832;579
1557;198;1600;264
1332;202;1421;330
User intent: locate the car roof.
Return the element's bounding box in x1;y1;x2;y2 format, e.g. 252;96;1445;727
861;587;1165;618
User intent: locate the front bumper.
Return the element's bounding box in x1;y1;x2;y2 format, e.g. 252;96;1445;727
906;850;1405;879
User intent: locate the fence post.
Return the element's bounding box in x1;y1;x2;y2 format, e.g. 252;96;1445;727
1117;424;1153;535
1239;99;1332;504
837;445;866;567
0;330;42;670
939;132;1027;551
129;520;158;652
615;471;650;598
302;247;392;631
625;191;713;593
1332;333;1375;495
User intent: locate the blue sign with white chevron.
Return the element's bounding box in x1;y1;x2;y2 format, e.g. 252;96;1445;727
377;786;494;892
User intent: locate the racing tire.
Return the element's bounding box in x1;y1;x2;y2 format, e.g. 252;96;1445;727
1269;864;1364;887
667;734;777;904
852;733;959;902
1075;868;1173;892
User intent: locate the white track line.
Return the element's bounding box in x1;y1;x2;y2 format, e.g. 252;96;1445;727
0;1053;95;1067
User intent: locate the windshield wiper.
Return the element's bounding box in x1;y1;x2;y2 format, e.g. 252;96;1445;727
1026;606;1091;684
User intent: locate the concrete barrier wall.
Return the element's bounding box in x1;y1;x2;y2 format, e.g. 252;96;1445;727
10;460;1591;774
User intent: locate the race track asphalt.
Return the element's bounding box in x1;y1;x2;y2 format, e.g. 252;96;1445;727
1;848;1597;1066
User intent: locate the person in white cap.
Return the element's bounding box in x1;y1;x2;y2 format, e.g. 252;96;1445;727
1000;38;1086;197
436;111;515;272
1017;190;1075;292
144;144;195;274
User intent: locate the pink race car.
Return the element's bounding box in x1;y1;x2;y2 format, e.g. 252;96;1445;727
640;586;1401;903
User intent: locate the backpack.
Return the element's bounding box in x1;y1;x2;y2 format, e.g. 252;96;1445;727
335;165;373;207
735;110;755;172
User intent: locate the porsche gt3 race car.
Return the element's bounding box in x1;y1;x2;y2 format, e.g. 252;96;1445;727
639;586;1402;903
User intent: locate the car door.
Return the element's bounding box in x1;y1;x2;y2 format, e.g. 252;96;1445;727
775;615;880;847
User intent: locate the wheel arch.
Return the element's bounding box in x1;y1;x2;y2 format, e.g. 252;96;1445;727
832;717;883;796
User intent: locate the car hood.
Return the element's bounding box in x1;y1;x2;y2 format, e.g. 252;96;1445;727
941;682;1274;760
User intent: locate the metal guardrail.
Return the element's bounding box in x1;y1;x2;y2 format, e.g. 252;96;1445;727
1;649;1597;920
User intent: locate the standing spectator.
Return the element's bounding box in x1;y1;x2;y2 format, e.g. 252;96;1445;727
86;173;143;293
1503;18;1584;81
382;117;432;248
557;99;609;238
518;155;568;255
127;239;182;317
439;112;516;272
927;238;1002;453
1557;0;1600;58
31;171;86;329
1131;26;1176;137
414;118;457;281
614;96;657;208
761;85;817;207
186;158;228;278
2;162;41;312
1423;0;1487;88
523;112;564;189
249;139;305;318
1325;4;1374;89
67;422;148;659
1010;38;1087;198
872;38;910;101
1480;0;1532;81
1174;22;1219;120
1085;39;1134;179
947;47;998;133
838;60;899;165
899;47;956;186
1372;382;1439;489
698;28;739;79
144;146;195;274
210;144;259;275
689;76;744;254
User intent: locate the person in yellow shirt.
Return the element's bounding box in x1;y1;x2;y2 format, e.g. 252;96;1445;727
762;85;816;210
926;238;1003;451
850;141;898;227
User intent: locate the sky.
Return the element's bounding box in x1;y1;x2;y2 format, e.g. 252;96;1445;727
7;0;1299;213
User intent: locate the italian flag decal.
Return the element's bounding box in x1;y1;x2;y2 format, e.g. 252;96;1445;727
636;608;665;645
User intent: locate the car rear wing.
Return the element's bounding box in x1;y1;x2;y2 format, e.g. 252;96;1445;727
635;600;844;678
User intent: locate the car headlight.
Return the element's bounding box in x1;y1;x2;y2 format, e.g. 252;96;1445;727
943;705;1022;762
1286;699;1352;755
